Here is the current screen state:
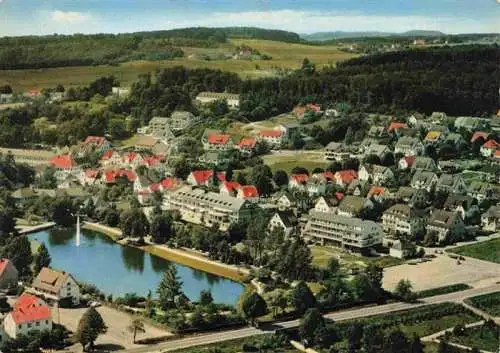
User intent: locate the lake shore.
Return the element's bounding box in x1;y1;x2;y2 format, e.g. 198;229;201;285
83;222;249;283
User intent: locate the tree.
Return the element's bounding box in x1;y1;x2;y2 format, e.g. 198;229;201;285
291;166;309;175
394;279;417;302
157;263;183;310
120;209;150;240
365;263;384;300
50;197;75;227
127;318;145;344
381;152;395;166
75;307;107;351
301;58;316;74
241;292;267;326
149;212;173;244
361;325;384;353
299;308;325;347
236;172;247;185
245;216;267;266
34;242;51;275
6;236;33;277
384;329;409;353
250;164;273;196
225;164;233;182
273;169;289;188
363;154;381;165
199;290;213;306
344;126;354;145
290;281;316;315
408;334;424;353
347;323;363;353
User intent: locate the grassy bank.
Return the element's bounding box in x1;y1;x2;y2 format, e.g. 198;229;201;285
417;284;472;299
82;222;122;241
144;245;248;283
466;291;500;317
449;238;500;264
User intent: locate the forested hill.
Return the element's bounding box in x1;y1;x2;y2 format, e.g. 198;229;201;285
0;27;301;70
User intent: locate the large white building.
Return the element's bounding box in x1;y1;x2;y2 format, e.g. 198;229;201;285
31;268;81;307
4;294;52;339
196;92;240;108
382;204;424;236
303;211;383;252
163;186;253;230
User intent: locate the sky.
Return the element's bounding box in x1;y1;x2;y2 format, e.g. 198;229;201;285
0;0;499;36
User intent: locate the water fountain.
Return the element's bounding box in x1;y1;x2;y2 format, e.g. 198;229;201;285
76;214;81;247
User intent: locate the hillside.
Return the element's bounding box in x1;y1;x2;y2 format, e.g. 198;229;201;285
301;30;446;41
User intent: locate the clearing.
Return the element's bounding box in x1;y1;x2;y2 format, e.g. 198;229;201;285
0;39;356;91
449;238;500;264
262;151;329;174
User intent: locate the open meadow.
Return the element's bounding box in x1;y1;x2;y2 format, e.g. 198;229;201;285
0;39;356;91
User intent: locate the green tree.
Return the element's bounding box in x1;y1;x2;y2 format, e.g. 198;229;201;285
290;281;316;315
157;263;183;310
362;324;384;353
394;279;417;303
384;329;409;353
250;164;273;196
150;212;173;244
6;236;33;277
75;307;107;351
34;242;51;275
245;215;267;266
120;209;150;240
127;318;145;344
299;308;325;347
241;292;267;326
50;197;75;227
199;290;213;306
273;169;289;188
408;334;424;353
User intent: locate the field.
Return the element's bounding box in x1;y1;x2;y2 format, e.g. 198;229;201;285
262;152;329;174
449;238;500;264
0;39;356;91
466;291;500;317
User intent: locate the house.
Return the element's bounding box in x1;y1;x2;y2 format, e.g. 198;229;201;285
79;169;101;186
196;92;240;108
199;151;230;167
395;137;424;156
158;177;182;192
204;133;234;151
337;195;373;218
268;210;298;236
288;174;309;191
144;117;176;141
187;170;226;186
382;204;425;236
444;133;465;149
436;174;467;194
4;294;52;339
334;170;358;188
303;212;383;253
81;136;111;155
443;195;479;220
387;122;408;136
0;93;14;104
237;185;259;201
314;196;339;213
481;205;500;232
480;140;500;158
367;125;385;138
364;143;390;158
134;175;154;193
258;129;283;148
398;155;416;170
168;111;196;132
324;142;350;161
467;181;493;202
411;156;437;171
389;240;415;259
410;171;438;192
470;131;490;144
293;103;321;118
454;116;490;132
237;137;257;154
112;86;131;98
163;186;253;230
48;154;79;181
305;176;327;196
121;152;143;168
358;164;394;186
279;123;300;140
100;150;122;167
426;210;465;242
424;130;443;145
367;186;389;201
407;113;425;127
0;259;18;290
31;267;80;306
276;193;296;210
397;186;416;202
104;169;137;185
220;181;241;196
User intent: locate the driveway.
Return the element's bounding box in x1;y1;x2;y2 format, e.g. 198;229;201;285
54;305;171;351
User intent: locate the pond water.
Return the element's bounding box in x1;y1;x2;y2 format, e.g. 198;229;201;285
28;229;244;306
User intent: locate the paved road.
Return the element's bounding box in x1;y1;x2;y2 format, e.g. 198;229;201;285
120;284;500;353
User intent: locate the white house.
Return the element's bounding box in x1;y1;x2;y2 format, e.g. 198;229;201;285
480;140;500;158
258;129;283;149
268;210;298;236
410;171;438;192
4;294;52;339
196;92;240;108
31;268;81;306
481;205;500;232
358;164;394;186
394;136;424;156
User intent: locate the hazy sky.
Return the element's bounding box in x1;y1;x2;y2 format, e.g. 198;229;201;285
0;0;499;36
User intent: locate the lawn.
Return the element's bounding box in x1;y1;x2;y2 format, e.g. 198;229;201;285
448;324;499;352
262;152;329;174
449;238;500;264
0;39;356;91
466;291;500;317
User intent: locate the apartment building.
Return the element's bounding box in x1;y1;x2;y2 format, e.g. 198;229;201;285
303;211;383;252
382;203;425;236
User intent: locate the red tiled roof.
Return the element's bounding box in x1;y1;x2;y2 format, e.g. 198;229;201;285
293;104;321;117
335;170;358;184
141;155;163;167
11;294;51;325
105;169;136;183
368;186;386;197
471;131;489;143
290;174;309;184
122;152;139;163
387;122;408;132
494;150;500;159
160;178;180;190
150;183;161;192
482;139;500;149
190;170;226;185
207;134;231;145
240;185;259;198
323;171;335;181
84;169;99;179
101;150;114;160
84;136;107;147
0;259;12;277
49;154;77;169
335;192;344;200
239;137;257;149
222;181;241;193
401;155;416;167
259;129;282;138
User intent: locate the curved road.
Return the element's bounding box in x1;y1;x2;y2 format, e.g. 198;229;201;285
123;284;500;353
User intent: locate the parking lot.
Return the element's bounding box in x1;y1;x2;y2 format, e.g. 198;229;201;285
383;252;500;292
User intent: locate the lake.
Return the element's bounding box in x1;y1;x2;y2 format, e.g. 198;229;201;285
28;228;244;306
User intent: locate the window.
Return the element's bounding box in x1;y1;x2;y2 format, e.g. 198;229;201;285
28;323;32;328
36;321;40;326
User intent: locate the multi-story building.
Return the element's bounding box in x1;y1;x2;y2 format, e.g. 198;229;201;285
436;174;467;194
163;186;253;230
358;164;394;186
196;92;240;108
31;268;81;307
4;294;52;339
324;142;350;161
410;170;438;192
382;204;425;236
426;210;465;242
394;136;424;156
303;211;383;252
203;133;234;151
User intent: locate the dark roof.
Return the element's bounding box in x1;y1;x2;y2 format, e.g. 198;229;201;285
443;195;475;210
276;210;298;227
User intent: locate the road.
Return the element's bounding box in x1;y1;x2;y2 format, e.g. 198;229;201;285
121;283;500;353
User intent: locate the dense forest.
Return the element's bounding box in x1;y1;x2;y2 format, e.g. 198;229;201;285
0;27;301;70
